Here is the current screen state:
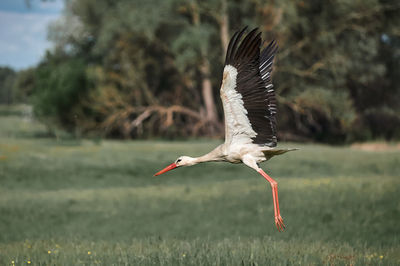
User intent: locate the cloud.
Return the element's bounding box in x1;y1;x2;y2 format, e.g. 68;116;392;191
0;10;60;70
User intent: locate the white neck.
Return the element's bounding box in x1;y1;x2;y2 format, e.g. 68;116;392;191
192;144;225;164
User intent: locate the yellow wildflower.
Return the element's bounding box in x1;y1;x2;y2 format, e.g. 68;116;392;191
88;251;92;255
380;255;383;259
27;261;31;264
48;250;51;254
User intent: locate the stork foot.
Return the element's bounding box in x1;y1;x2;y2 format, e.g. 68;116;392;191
275;215;285;232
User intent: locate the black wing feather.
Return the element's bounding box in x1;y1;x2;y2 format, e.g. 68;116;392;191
224;27;278;147
225;27;247;65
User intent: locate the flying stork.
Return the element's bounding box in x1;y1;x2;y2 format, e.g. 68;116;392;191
154;27;297;231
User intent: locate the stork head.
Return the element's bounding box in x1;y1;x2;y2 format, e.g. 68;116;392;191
154;156;196;176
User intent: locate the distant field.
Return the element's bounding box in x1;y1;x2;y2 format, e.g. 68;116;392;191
0;105;399;265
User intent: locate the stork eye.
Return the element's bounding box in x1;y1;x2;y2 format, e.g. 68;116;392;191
176;159;182;163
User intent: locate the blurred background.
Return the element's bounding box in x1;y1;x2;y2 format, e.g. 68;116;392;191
1;0;399;143
1;0;400;265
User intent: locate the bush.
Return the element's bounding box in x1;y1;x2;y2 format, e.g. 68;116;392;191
33;53;90;132
0;66;16;104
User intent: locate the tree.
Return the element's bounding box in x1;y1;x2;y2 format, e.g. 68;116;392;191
13;67;36;103
0;67;16;104
31;0;400;142
43;0;229;138
249;0;400;142
33;52;90;133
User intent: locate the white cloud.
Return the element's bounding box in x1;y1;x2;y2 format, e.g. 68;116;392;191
0;10;61;69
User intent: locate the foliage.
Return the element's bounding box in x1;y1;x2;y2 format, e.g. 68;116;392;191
32;52;90;132
12;67;36;103
82;33;197;138
1;112;400;265
0;67;16;104
29;0;400;142
260;0;400;142
0;67;36;105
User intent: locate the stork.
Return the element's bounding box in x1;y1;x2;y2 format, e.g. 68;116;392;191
154;27;297;232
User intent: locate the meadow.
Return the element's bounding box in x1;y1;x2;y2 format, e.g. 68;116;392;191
0;105;399;265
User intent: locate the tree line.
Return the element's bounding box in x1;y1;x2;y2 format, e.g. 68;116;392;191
1;0;400;143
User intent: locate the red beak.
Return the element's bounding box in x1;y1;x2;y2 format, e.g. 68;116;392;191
154;163;177;176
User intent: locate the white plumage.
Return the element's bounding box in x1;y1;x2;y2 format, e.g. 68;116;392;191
154;27;297;231
221;65;257;145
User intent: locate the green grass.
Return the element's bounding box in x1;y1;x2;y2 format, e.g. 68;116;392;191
0;105;400;265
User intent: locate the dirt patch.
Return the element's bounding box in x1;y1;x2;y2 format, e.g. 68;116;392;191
351;142;400;151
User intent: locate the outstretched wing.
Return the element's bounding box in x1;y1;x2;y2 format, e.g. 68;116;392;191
220;27;278;147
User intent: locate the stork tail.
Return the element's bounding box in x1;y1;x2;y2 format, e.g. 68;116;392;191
262;148;298;160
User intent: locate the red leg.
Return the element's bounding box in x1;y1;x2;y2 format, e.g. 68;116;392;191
258;169;285;232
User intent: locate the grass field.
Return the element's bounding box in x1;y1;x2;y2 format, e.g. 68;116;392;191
0;105;400;265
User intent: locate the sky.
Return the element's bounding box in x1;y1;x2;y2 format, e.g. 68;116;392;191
0;0;64;70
